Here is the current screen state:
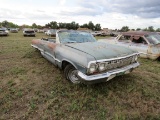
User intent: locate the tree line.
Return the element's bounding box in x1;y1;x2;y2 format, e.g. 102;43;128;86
0;20;19;28
1;20;160;32
0;20;101;31
45;21;101;31
120;26;160;32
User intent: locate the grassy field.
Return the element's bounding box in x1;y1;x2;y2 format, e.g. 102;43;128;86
0;32;160;120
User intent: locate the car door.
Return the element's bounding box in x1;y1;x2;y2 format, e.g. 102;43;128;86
42;40;57;65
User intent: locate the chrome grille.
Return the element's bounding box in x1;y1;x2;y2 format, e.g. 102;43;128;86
105;55;135;71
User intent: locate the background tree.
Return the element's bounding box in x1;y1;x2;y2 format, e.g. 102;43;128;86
88;21;94;30
143;28;148;31
32;23;37;28
50;21;58;29
80;23;88;28
120;26;129;32
1;20;9;27
136;28;141;31
156;28;160;32
95;24;101;31
1;20;18;28
148;26;154;32
37;25;42;29
58;22;66;29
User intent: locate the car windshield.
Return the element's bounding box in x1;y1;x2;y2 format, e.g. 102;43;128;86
25;31;34;33
58;31;96;43
145;33;160;45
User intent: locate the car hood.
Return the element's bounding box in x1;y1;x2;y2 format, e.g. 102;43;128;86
65;42;136;60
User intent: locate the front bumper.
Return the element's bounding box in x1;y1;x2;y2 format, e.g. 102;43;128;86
78;62;140;84
0;33;8;36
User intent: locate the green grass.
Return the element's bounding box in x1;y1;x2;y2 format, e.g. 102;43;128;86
0;32;160;119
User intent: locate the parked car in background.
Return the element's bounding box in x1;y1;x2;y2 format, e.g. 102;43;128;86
100;31;160;60
32;28;37;32
31;30;139;84
45;29;56;37
110;32;120;37
10;28;18;33
43;28;49;33
23;29;35;37
37;29;44;33
0;28;9;36
91;31;102;36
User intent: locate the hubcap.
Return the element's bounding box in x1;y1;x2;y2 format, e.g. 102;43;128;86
68;70;80;84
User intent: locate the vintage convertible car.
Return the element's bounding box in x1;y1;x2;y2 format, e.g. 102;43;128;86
31;30;139;84
100;31;160;60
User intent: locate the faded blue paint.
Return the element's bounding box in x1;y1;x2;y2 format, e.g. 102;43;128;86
66;42;136;60
31;30;139;75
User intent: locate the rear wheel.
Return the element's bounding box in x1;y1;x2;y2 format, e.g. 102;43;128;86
64;64;80;84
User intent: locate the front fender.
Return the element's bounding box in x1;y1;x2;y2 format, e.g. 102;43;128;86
55;45;95;74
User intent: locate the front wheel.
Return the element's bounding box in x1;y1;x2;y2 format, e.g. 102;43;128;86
64;64;80;84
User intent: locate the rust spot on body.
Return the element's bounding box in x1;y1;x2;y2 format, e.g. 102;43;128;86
48;43;57;50
32;39;41;45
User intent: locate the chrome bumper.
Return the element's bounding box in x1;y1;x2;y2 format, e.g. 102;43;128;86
78;62;140;84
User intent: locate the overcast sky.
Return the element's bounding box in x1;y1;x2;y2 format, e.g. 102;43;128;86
0;0;160;29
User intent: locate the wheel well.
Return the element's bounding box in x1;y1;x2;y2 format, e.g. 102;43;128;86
157;56;160;61
62;61;71;70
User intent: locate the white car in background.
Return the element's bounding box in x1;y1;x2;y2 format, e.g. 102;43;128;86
37;29;44;33
45;29;57;37
0;28;9;36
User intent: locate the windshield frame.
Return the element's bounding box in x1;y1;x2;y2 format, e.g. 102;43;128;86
57;30;96;44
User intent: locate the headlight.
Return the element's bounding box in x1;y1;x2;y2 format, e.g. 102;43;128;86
88;63;97;74
98;63;106;71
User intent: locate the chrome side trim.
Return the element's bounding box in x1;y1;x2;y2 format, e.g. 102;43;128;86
31;44;61;63
45;52;61;63
31;44;44;52
78;62;139;81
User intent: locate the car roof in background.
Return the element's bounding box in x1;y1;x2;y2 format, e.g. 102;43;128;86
121;31;157;37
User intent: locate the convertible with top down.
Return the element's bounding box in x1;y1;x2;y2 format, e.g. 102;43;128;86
31;30;140;84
